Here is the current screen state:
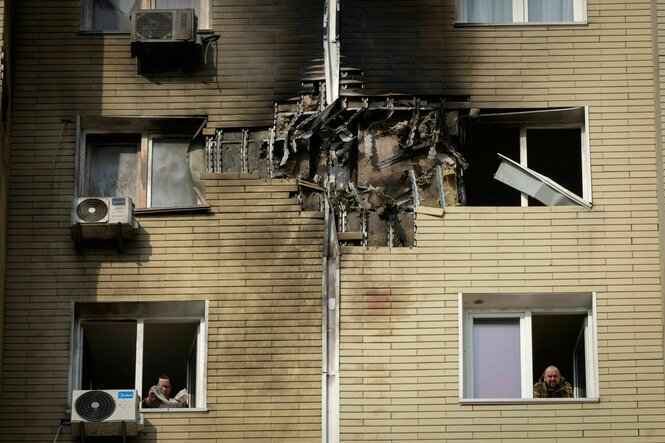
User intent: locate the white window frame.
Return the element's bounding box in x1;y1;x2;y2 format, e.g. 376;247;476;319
458;293;599;403
68;301;208;411
458;0;587;24
143;0;211;30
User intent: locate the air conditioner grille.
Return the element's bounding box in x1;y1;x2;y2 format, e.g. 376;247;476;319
75;390;116;422
135;11;173;40
179;13;190;31
76;198;108;222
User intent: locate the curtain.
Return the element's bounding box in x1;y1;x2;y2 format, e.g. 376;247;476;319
465;0;512;23
528;0;574;22
473;318;522;398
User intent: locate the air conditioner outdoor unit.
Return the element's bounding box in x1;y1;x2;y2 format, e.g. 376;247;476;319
71;389;143;437
71;197;138;240
131;9;196;43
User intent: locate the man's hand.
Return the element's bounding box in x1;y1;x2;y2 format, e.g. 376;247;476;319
143;388;156;406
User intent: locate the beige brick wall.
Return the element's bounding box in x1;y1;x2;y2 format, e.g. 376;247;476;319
339;0;665;441
341;206;664;441
8;0;322;128
1;176;324;442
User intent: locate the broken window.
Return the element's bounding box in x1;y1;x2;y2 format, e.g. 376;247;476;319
70;301;208;410
460;107;591;207
460;293;598;401
263;97;592;246
77;116;208;211
458;0;586;24
80;0;140;33
150;137;199;207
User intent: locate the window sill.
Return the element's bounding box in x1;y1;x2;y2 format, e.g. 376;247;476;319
78;30;131;35
134;205;212;216
454;21;588;27
140;407;209;413
460;397;599;405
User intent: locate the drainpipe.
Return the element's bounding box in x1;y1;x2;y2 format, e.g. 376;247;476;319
323;0;340;106
322;1;341;440
322;195;340;443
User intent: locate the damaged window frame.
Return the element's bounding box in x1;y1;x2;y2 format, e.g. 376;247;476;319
458;293;599;404
75;116;210;214
457;0;587;25
463;106;592;208
67;301;209;411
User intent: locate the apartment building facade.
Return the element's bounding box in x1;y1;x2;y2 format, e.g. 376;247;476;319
0;0;10;390
1;0;665;442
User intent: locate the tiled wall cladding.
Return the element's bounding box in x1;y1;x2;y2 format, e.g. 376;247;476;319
3;0;665;442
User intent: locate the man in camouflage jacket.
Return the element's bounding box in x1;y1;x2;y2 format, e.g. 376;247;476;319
533;365;574;398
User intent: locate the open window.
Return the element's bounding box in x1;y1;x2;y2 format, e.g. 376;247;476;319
70;301;208;410
459;107;591;208
76;116;209;212
459;293;598;402
81;0;211;32
458;0;586;24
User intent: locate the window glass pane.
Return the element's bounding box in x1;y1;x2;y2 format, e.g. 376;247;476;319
151;137;198;207
81;322;137;390
528;0;574;22
155;0;200;23
473;318;521;398
573;327;586;398
142;322;199;408
92;0;140;32
465;0;512;22
87;135;139;202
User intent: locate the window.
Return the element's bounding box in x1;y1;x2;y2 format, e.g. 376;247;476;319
459;107;591;207
76;116;208;211
69;301;208;410
81;0;211;33
459;293;598;401
458;0;586;24
81;0;140;33
147;0;211;30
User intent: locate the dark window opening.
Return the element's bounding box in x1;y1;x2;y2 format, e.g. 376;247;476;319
531;313;587;394
81;321;137;390
142;322;199;408
461;124;521;206
526;128;582;206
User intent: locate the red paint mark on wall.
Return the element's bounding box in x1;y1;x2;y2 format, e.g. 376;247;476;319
365;289;390;316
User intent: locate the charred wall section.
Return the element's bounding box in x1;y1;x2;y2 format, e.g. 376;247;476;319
339;0;452;95
205;95;466;247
